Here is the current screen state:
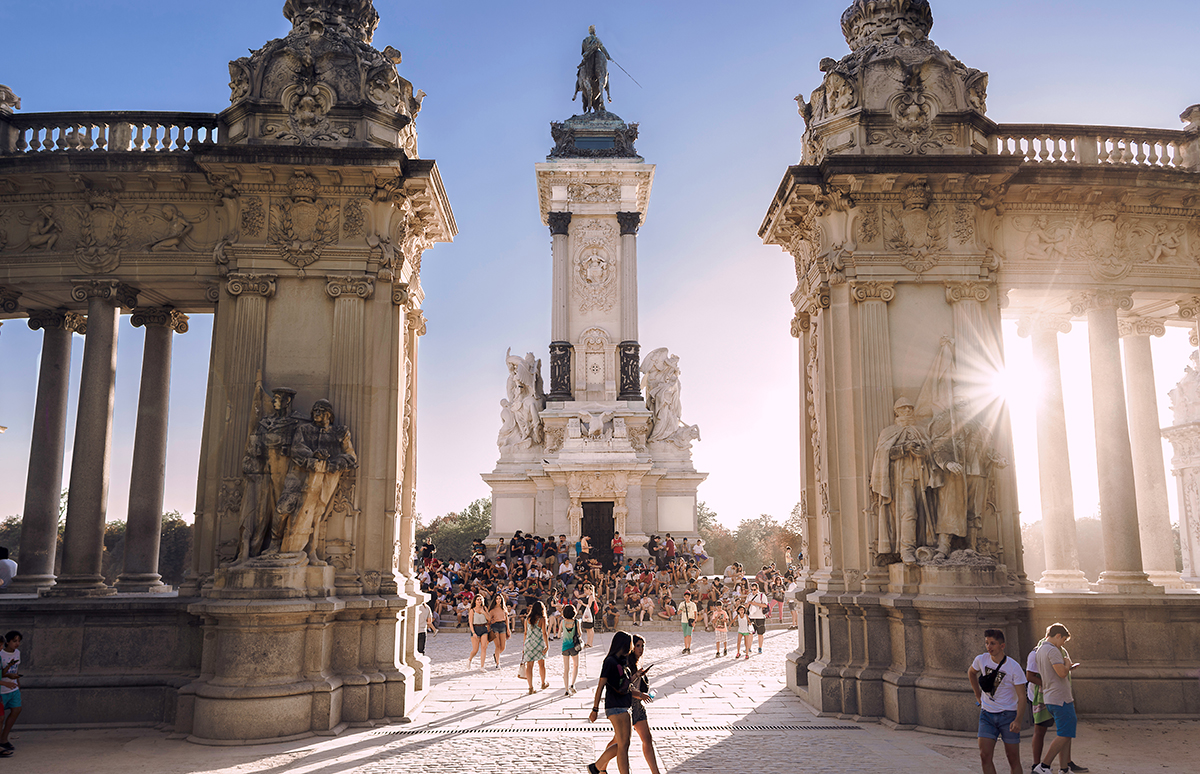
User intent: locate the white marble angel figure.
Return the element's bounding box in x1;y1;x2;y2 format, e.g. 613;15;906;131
501;348;545;448
641;347;693;444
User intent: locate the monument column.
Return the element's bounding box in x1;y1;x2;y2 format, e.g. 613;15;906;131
11;309;85;592
45;280;137;597
1069;290;1158;593
1017;314;1088;589
1120;317;1186;587
617;211;643;401
115;308;188;593
850;280;895;579
548;212;573;401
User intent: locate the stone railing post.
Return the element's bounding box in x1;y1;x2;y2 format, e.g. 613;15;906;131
10;309;86;592
1017;314;1088;589
43;280;137;597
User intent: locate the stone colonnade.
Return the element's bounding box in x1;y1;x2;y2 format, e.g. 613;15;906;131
4;279;189;596
1016;290;1187;591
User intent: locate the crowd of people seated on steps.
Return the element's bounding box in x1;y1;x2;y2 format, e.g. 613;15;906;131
417;530;804;638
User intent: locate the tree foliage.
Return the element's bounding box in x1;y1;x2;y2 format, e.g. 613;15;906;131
415;497;491;562
697;501;803;573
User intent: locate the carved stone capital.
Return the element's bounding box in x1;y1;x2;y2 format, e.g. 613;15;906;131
1117;316;1167;338
205;284;221;304
1177;296;1200;320
70;280;138;309
850;280;896;303
406;308;427;336
0;287;22;314
325;275;375;300
26;308;86;334
1069;289;1133;316
548;211;572;236
943;280;992;305
617;211;642;236
131;307;189;333
225;273;276;298
1016;313;1072;338
392;282;410;306
790;312;811;339
1192;329;1198;348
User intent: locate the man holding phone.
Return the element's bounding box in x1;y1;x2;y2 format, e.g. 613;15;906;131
1033;623;1080;774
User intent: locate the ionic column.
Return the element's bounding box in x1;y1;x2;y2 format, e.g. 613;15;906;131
44;281;137;597
10;309;85;592
116;308;188;593
1069;290;1158;592
1119;317;1186;588
547;212;573;401
617;211;642;401
1017;314;1088;589
850;281;895;578
944;281;1000;384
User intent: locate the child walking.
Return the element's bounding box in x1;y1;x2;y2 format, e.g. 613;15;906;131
0;631;22;754
711;605;730;657
735;605;752;659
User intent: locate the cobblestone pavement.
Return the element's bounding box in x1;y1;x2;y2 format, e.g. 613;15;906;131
7;628;1198;773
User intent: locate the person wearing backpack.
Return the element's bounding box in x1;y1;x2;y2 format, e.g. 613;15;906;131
968;628;1027;774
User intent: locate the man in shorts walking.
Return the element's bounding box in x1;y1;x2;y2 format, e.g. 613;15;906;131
678;591;698;655
1033;623;1081;774
1026;634;1089;773
746;582;768;653
968;628;1026;774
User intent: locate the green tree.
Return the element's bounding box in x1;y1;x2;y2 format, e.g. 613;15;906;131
415;498;491;562
0;517;20;561
697;501;735;571
159;511;193;586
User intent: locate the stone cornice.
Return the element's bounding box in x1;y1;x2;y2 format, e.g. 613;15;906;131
1069;289;1133;315
1117;316;1166;338
131;307;189;333
1016;313;1072;338
26;308;86;334
70;279;138;309
225;273;276;298
944;280;992;304
325;275;375;300
849;280;895;303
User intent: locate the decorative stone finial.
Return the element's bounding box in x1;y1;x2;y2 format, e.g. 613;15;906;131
840;0;934;51
282;0;379;44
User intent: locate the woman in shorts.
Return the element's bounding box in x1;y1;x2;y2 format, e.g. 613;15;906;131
587;631;645;774
467;594;491;670
580;585;598;647
597;633;661;774
486;593;510;667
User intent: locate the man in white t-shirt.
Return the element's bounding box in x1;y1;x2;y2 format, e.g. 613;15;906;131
746;582;769;654
968;628;1027;774
0;548;16;589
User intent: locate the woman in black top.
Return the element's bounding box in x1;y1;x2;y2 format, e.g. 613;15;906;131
619;634;661;774
587;630;645;774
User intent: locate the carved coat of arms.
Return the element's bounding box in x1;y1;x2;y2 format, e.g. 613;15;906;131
269;172;340;270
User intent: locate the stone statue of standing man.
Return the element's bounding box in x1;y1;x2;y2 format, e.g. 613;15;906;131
870;397;931;564
574;25;612;113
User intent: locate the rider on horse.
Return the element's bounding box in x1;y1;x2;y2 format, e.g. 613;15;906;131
574;25;612;113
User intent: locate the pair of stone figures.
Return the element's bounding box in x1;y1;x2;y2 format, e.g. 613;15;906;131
870;395;1008;565
234;387;358;566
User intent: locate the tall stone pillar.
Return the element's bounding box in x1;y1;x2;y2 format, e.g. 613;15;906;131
850;280;895;579
400;305;427;688
944;281;1000;382
1119;318;1186;587
10;309;85;592
1017;314;1088;589
1069;291;1158;593
547;212;573;401
325;275;373;595
44;280;137;597
116;308;188;593
617;211;642;401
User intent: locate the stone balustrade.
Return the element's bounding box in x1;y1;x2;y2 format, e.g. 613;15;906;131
1;111;219;154
992;124;1193;169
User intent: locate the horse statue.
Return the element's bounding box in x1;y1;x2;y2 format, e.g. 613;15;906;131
573;25;611;113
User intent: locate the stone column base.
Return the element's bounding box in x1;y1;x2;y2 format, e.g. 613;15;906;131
1036;569;1092;591
1094;570;1165;594
115;573;171;594
40;576;116;597
1145;570;1191;589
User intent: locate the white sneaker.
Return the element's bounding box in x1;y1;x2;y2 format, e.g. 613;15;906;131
1033;765;1053;774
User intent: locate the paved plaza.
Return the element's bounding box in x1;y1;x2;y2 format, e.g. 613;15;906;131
5;628;1196;773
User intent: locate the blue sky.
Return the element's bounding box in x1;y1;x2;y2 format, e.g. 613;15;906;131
0;0;1197;530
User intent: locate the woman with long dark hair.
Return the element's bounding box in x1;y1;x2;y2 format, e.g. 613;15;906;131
467;594;490;670
626;634;662;773
587;631;649;774
486;592;510;668
521;599;550;694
